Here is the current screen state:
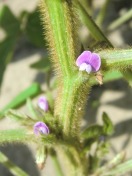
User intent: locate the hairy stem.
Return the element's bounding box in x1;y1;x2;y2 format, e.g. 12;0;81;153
55;74;90;137
39;0;79;77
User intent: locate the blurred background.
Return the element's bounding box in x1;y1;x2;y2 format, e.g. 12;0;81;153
0;0;132;175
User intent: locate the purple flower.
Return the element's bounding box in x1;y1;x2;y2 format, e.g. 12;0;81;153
34;121;49;136
38;96;49;112
76;51;101;73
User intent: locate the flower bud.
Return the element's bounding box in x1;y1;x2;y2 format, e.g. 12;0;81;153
38;96;49;112
34;121;49;136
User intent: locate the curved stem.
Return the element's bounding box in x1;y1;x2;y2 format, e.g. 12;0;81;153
50;149;65;176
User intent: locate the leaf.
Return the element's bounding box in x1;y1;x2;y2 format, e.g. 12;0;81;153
26;98;39;119
102;112;114;135
0;36;16;88
122;69;132;87
76;0;113;47
0;83;42;118
6;110;26;121
25;9;46;47
107;8;132;31
0;129;31;144
30;57;51;72
0;151;28;176
0;6;20;88
104;70;123;82
0;5;20;35
103;159;132;176
95;152;127;175
81;124;104;139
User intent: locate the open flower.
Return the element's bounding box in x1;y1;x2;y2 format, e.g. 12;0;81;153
38;96;49;112
34;121;49;136
76;51;101;73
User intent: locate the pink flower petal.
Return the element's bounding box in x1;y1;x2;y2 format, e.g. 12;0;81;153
38;96;49;112
90;53;101;72
34;122;49;136
76;51;92;66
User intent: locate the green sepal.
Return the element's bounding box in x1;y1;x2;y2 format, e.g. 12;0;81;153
35;146;48;170
41;134;56;146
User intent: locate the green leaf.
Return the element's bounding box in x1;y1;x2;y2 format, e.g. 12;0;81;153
104;70;123;82
102;112;114;135
6;110;26;122
122;69;132;87
25;9;46;47
30;57;51;72
26;98;38;119
107;8;132;31
81;124;104;139
95;152;126;175
0;129;31;144
0;151;28;176
96;0;110;27
0;37;16;88
103;159;132;176
0;5;20;35
76;0;113;48
0;83;42;118
0;6;20;88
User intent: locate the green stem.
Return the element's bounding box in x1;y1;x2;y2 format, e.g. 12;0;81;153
50;149;64;176
99;49;132;71
96;0;110;27
39;0;79;77
107;9;132;31
55;74;90;136
0;151;28;176
39;0;91;137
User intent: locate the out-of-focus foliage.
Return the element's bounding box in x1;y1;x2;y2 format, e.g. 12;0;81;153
25;10;46;47
0;6;20;88
0;6;46;89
